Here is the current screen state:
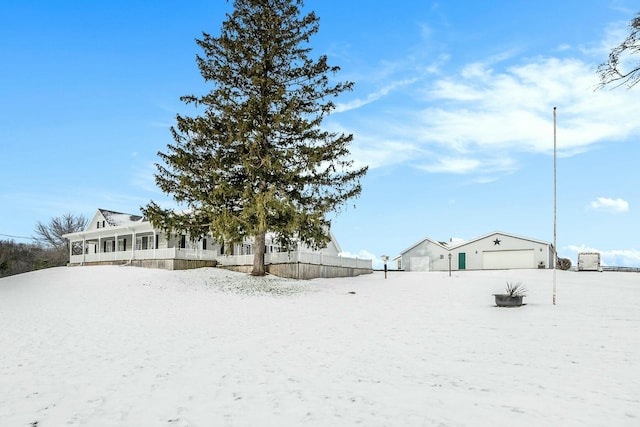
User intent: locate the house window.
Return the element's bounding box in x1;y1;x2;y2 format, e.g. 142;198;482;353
97;221;100;229
155;234;159;249
71;242;83;255
202;238;207;250
180;235;186;249
118;239;127;251
102;220;106;228
104;240;115;253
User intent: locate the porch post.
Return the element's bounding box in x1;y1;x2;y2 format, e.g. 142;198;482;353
82;236;86;264
132;229;136;261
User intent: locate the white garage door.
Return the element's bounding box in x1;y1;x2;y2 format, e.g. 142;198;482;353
409;256;430;271
483;250;534;269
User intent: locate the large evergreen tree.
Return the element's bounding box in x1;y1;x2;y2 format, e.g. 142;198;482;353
143;0;367;276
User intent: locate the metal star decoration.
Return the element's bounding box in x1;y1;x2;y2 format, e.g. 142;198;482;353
493;238;501;245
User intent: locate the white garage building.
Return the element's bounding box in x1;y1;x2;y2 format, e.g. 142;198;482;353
394;231;554;272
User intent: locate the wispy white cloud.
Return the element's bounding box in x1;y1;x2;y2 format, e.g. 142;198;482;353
589;197;629;213
579;20;630;58
334;77;420;113
423;57;639;152
416;155;516;176
334;52;640;175
130;161;162;194
418;157;480;174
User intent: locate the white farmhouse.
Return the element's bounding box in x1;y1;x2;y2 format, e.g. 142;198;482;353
63;209;371;279
394;231;554;272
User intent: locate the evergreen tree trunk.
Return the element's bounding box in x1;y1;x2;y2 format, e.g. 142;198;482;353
252;230;266;276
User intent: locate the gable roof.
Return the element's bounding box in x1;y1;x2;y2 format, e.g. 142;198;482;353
399;231;552;256
447;231;551;250
399;235;449;255
98;209;144;227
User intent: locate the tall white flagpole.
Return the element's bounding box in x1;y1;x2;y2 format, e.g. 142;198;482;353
553;107;557;305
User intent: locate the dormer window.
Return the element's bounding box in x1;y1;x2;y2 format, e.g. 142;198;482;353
102;220;106;228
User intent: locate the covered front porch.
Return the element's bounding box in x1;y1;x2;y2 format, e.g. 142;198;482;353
69;246;218;265
66;221;219;266
63;208;372;277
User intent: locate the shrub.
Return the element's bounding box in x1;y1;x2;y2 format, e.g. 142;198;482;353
557;258;572;271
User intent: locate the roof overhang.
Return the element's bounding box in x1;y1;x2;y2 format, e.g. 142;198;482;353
63;221;155;240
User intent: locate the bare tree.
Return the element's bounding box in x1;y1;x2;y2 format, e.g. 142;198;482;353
34;213;88;249
597;11;640;89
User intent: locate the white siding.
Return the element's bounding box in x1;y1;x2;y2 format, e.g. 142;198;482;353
401;238;449;271
398;232;552;272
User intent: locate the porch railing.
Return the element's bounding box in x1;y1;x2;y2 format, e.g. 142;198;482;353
69;247;218;264
69;248;371;270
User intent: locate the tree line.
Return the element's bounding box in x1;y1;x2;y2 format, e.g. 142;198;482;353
0;240;64;278
0;213;87;278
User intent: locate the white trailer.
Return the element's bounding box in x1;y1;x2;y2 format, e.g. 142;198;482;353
577;252;602;271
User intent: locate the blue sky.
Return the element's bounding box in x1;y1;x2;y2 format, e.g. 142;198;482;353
1;0;639;268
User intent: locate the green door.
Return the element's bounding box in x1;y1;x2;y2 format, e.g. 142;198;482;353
458;252;466;270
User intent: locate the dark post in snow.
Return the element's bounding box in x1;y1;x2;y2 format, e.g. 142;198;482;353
381;255;389;279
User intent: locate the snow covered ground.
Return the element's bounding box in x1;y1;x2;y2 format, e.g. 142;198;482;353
1;266;639;426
